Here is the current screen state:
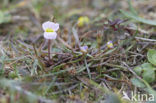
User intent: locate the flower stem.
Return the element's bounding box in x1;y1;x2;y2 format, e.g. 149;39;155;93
48;40;51;61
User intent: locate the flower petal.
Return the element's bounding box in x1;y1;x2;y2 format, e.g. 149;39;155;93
42;21;59;31
107;41;113;48
42;21;55;31
52;23;59;31
44;32;57;39
80;46;88;53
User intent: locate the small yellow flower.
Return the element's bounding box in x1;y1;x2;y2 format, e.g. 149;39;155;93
107;41;114;49
77;16;90;27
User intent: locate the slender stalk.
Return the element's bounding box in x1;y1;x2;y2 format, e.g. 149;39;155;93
48;40;51;61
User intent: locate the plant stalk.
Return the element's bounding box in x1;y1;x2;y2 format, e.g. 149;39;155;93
48;40;51;61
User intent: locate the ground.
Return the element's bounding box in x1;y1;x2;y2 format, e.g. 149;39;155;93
0;0;156;103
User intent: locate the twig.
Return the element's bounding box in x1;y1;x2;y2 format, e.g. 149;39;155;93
57;36;72;50
122;62;142;80
102;74;132;89
135;37;156;42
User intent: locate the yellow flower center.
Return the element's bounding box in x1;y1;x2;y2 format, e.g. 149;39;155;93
46;28;54;32
107;43;113;48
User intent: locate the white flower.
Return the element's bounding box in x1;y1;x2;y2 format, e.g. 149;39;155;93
80;46;88;53
42;21;59;39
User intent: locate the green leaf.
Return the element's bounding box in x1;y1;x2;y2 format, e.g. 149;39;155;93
147;49;156;66
134;66;142;75
105;93;122;103
143;80;156;103
0;11;11;24
128;0;138;16
131;77;145;88
141;63;154;70
141;63;155;83
142;68;155;83
134;63;156;83
120;10;156;26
